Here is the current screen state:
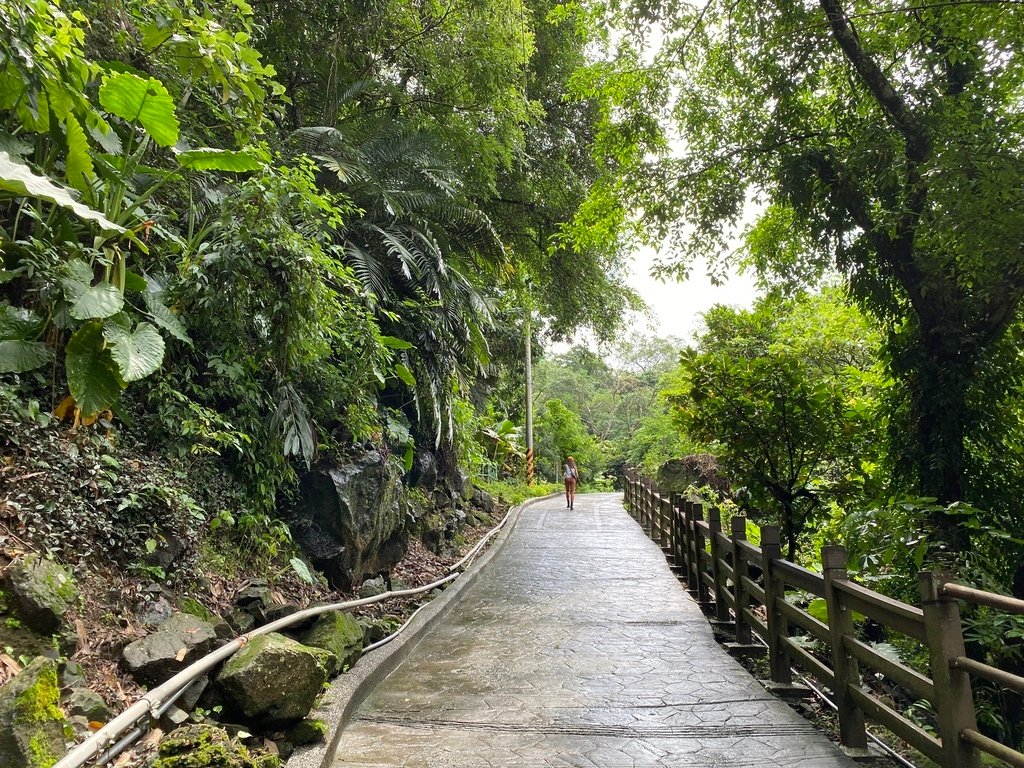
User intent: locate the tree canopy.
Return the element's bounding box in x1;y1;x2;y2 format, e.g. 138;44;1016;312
571;0;1024;551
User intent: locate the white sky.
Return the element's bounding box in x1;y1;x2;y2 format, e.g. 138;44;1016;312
622;246;761;344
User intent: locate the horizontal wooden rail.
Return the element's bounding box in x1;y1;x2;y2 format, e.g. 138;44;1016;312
622;467;1024;768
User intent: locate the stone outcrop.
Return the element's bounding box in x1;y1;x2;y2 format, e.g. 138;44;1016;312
301;612;363;677
216;633;331;729
656;454;731;496
5;554;78;634
152;724;280;768
122;613;219;686
292;451;408;591
0;657;67;768
64;687;111;723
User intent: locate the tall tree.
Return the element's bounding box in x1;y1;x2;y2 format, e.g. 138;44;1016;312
574;0;1024;548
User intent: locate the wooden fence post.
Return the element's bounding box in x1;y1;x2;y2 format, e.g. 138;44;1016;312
670;493;684;569
692;503;710;608
822;545;868;753
920;572;981;768
731;516;752;645
760;526;792;685
659;495;675;557
708;506;732;625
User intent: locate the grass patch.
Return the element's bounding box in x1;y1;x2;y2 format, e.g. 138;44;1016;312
475;479;562;506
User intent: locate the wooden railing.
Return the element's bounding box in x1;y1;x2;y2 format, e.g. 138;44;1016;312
623;469;1024;768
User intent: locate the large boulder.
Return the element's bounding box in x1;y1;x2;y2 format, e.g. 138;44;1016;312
656;454;731;496
292;451;408;591
217;633;331;729
301;612;363;677
153;724;280;768
122;613;219;687
5;554;78;634
0;657;67;768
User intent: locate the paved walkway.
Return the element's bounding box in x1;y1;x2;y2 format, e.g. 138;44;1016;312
332;493;861;767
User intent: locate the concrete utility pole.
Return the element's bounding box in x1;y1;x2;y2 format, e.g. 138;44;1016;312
524;308;534;485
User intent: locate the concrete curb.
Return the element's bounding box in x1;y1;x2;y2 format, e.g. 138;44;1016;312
286;493;553;768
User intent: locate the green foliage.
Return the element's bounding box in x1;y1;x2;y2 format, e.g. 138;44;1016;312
475;478;561;507
670;290;882;559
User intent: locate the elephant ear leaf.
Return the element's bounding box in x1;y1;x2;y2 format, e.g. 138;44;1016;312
66;320;124;416
0;306;51;372
0;151;123;233
102;313;165;382
0;340;51;372
99;72;179;148
61;259;124;320
177;148;263;172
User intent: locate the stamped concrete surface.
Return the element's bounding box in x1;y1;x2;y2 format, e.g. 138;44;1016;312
332;493;860;767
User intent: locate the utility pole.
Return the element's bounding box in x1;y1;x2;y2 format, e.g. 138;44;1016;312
524;307;534;485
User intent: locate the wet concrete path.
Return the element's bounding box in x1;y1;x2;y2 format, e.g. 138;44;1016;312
332;493;861;767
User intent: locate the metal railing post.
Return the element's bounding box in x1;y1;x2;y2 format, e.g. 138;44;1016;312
761;526;791;685
822;545;867;753
920;572;981;768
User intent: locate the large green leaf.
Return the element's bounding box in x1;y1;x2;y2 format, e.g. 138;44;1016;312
102;314;165;382
177;148;263;172
394;363;416;387
144;293;191;344
379;335;413;349
64;115;95;192
0;340;51;372
98;72;179;148
62;260;124;320
66;321;124;415
0;305;44;340
0;151;123;233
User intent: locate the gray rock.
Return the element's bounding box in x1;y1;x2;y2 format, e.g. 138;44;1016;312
292;451;408;591
411;449;438;488
122;613;218;686
227;608;255;635
233;581;273;625
60;660;85;689
138;596;174;627
656;454;730;495
357;576;388;599
264;603;301;624
301;612;363;676
0;657;67;768
143;533;186;570
472;488;497;515
178;676;209;711
5;554;78;634
216;633;331;729
65;687;111;722
456;470;475;501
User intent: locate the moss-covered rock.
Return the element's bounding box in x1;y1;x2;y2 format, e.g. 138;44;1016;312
301;612;363;677
180;597;217;623
286;718;326;746
152;724;281;768
0;656;68;768
216;633;331;729
5;555;78;634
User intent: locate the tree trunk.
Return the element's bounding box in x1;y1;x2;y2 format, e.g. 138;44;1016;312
892;321;979;553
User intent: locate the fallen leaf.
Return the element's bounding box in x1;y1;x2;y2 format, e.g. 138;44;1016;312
174;647;187;662
0;653;22;673
88;721;105;730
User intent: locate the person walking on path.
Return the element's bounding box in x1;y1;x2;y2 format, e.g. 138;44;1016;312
563;456;579;509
